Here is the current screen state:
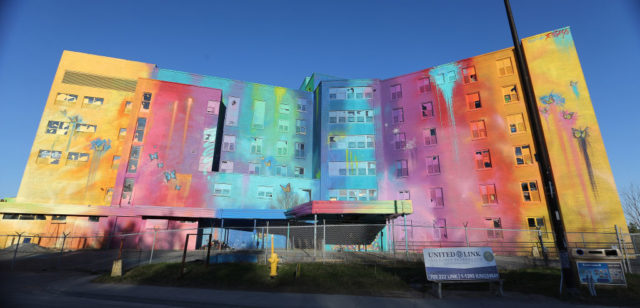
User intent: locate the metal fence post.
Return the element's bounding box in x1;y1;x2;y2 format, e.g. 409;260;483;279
464;222;469;247
538;228;549;266
266;221;270;250
149;228;157;264
322;219;326;262
11;232;23;271
254;219;257;249
286;221;290;250
403;215;408;258
314;214;318;258
391;219;396;257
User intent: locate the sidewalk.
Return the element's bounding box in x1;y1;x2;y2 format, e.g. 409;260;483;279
1;271;608;308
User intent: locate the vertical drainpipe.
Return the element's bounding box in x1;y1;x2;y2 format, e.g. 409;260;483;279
504;0;576;292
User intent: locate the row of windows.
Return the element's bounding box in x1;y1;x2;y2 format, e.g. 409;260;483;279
2;214;100;222
328;189;378;201
45;120;97;135
328;135;375;149
393;145;532;177
430;216;544;240
396;181;541;206
328;110;374;123
328;87;374;100
36;150;89;165
328;161;376;176
218;161;305;177
55;93;104;108
392;109;526;135
389;57;515;100
225;96;308;127
212;184;309;198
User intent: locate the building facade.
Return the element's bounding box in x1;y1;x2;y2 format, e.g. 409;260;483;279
1;27;627;250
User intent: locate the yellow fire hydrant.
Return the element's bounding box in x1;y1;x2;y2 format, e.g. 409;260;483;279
268;235;279;278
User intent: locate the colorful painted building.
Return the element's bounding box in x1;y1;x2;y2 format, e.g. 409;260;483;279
1;27;627;251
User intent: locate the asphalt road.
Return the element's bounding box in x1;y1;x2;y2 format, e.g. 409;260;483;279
0;271;610;308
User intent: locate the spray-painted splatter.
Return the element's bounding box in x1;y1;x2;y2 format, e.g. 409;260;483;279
572;127;597;195
540;91;565;107
561;110;575;120
87;138;112;188
60;110;83;152
429;62;461;157
570;81;579;99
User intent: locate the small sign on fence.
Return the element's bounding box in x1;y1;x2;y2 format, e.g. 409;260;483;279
423;247;499;281
576;261;626;286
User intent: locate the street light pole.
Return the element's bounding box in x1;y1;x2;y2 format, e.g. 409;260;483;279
503;0;576;292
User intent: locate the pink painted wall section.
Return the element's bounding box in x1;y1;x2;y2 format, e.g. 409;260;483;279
112;79;222;210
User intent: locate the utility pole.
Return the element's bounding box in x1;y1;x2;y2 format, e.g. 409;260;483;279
503;0;577;292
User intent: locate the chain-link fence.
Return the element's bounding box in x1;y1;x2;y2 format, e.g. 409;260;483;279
1;224;637;273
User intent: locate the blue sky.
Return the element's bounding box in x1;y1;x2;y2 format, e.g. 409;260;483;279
0;0;639;198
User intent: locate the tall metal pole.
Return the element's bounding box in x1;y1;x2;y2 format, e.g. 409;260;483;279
504;0;576;292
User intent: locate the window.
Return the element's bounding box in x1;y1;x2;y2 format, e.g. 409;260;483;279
433;218;448;239
278;119;289;132
89;216;100;222
220;160;234;173
417;77;431;93
446;70;457;82
216;135;233;153
207;100;220;115
368;162;376;175
225;96;240;126
521;181;541;202
275;165;287;176
82;96;104;107
252;100;266;129
514;145;533;165
295;142;305;158
480;184;498;204
257;186;273;199
466;92;482;110
396;160;408;177
66;152;90;165
279;102;291;114
474;149;492;169
470;120;487;139
366;110;374;122
134;118;146;142
141;92;152;111
36;150;62;165
297;99;307;112
484;218;503;239
124;101;132;113
213;183;231;196
462;66;477;84
276;140;288;156
45;121;70;135
3;214;18;220
52;215;67;222
527;217;547;236
423;128;437;145
296;119;306;134
496;57;514;76
248;162;261;175
426;156;441;175
421;102;434;118
294;167;304;177
121;178;135;205
399;190;410;200
127;145;142;173
394;133;406;150
429;187;444;207
502;85;519;103
328;135;375;149
118;128;127;138
111;155;120;169
55;93;78;105
75;124;97;133
329;110;373;124
392;108;404;123
251;138;263;154
507;113;526;134
390;84;402;100
329;189;377;201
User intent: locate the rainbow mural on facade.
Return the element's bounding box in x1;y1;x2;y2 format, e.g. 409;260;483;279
1;27;627;252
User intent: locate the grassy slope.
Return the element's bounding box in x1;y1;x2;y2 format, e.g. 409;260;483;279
95;262;640;305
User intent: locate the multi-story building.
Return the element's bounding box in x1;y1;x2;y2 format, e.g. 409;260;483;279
1;27;627;251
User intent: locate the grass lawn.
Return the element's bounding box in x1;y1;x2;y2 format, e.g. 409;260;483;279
95;261;640;305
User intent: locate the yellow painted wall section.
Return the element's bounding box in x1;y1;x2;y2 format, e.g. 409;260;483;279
523;28;627;233
17;51;155;206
